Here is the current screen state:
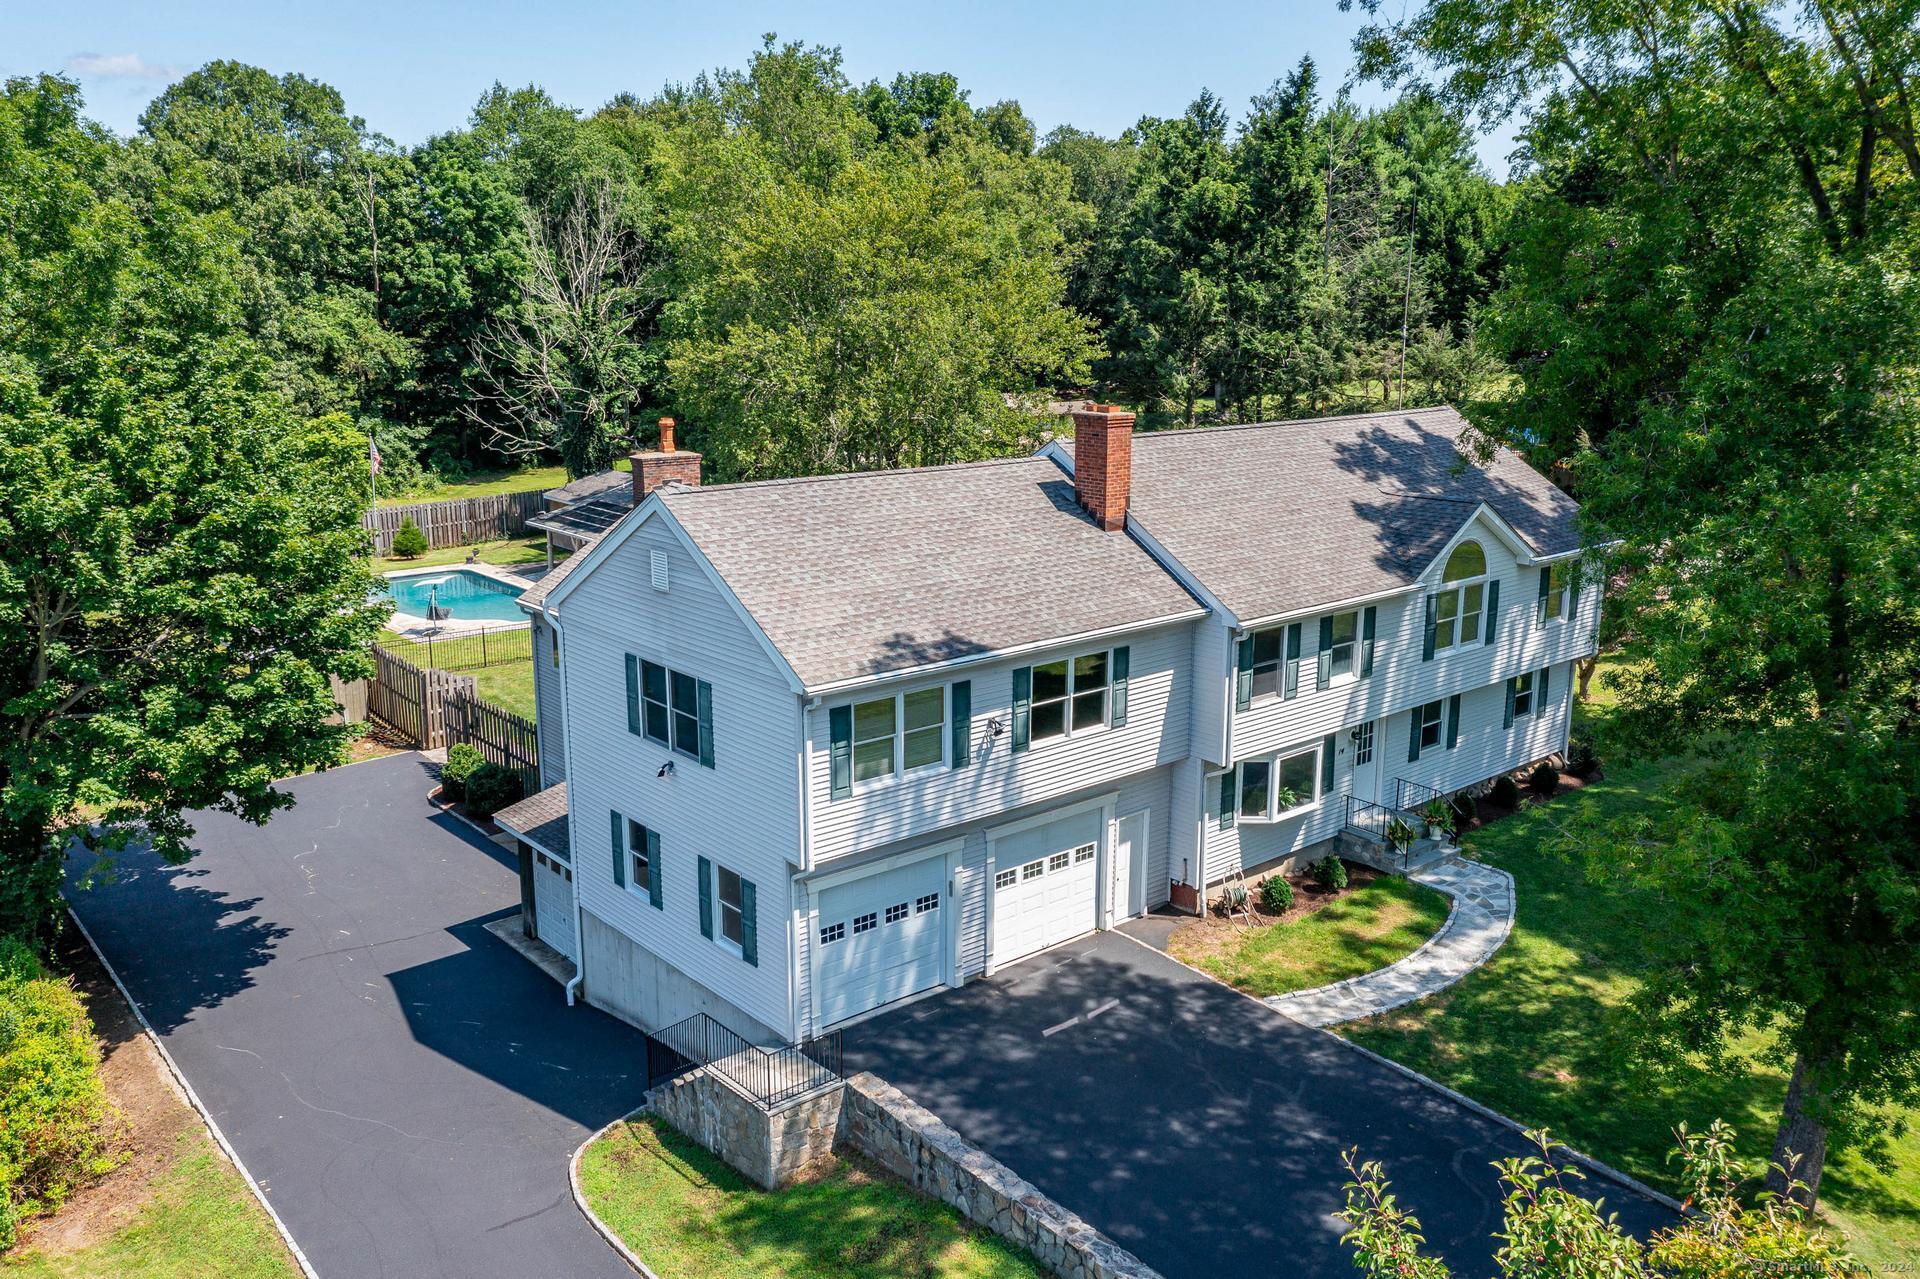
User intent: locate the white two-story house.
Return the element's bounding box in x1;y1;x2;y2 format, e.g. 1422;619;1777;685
496;405;1597;1046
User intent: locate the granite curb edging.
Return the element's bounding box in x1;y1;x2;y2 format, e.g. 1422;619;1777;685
568;1103;659;1278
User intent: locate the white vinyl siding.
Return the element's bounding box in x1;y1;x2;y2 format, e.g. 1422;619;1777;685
557;512;798;1040
532;617;567;788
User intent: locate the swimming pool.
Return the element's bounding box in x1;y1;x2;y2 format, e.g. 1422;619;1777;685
383;570;527;624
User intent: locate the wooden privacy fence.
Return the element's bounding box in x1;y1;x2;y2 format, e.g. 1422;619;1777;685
367;644;476;750
366;489;547;554
443;688;541;795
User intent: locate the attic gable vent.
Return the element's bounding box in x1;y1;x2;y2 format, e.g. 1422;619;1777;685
650;550;669;592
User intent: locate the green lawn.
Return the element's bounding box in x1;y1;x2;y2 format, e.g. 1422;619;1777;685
1342;751;1920;1269
375;533;551;574
376;458;632;507
3;1132;298;1279
1170;874;1450;998
578;1115;1043;1279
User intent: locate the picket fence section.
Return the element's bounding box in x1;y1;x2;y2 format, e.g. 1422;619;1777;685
443;688;541;796
366;490;547;554
367;644;476;750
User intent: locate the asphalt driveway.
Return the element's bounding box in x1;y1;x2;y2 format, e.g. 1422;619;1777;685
842;928;1676;1279
65;753;649;1279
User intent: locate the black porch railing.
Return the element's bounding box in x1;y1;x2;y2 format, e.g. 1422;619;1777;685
651;1012;843;1109
1394;776;1448;815
1344;795;1423;870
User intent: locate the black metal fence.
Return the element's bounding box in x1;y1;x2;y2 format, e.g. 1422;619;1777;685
1344;795;1423;870
651;1012;843;1109
381;623;532;672
1394;776;1448;815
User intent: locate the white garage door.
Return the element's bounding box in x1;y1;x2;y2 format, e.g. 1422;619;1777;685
812;854;947;1028
991;808;1102;967
533;852;576;961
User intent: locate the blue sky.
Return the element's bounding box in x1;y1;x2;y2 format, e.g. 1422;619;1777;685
9;0;1519;172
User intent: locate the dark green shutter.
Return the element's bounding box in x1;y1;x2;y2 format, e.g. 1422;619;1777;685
625;655;640;735
1538;665;1551;705
610;811;625;888
1111;646;1130;726
646;827;663;909
1569;567;1581;617
1536;565;1552;625
829;706;852;799
1316;615;1334;691
1422;595;1438;660
1484;579;1500;645
1361;606;1377;677
1408;709;1423;762
1446;694;1461;750
739;878;758;967
1282;623;1302;700
697;855;713;939
1011;666;1032;752
696;680;715;768
1217;771;1236;830
1503;678;1516;729
950;680;971;769
1320;732;1336;794
1234;636;1254;710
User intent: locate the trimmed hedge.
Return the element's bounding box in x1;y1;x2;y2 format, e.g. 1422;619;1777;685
1259;875;1294;913
463;762;523;820
0;937;117;1252
441;743;485;803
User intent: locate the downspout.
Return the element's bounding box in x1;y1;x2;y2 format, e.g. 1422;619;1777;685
547;603;587;1008
788;693;816;1040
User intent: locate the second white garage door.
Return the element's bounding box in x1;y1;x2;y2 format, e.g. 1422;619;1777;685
990;807;1103;967
812;853;948;1028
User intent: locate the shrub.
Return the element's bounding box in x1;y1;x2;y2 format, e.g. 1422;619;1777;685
1528;761;1561;795
441;743;485;802
1490;775;1522;810
1259;875;1295;913
1567;735;1601;777
0;937;116;1250
388;516;428;559
1309;856;1348;891
1448;791;1478;829
463;762;523;819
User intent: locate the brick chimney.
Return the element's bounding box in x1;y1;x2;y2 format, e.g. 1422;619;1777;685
630;417;701;506
1071;404;1134;531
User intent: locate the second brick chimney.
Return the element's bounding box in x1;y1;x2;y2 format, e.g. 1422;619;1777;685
630;417;701;506
1071;403;1134;531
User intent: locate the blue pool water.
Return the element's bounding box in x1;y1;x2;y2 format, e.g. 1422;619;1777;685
383;570;527;623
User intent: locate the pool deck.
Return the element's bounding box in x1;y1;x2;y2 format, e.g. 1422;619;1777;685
382;561;549;638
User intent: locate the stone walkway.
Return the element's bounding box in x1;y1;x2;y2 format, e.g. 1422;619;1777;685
1264;856;1515;1027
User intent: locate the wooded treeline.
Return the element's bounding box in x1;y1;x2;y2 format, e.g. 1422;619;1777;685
62;39;1505;486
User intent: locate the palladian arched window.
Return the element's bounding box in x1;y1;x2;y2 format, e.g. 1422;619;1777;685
1433;540;1488;650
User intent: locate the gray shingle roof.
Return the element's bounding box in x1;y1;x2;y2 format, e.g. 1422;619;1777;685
493;782;568;860
516;534;608;610
1066;406;1582;624
544;469;630;506
657;458;1204;688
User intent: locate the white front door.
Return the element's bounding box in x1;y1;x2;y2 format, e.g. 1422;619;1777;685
1111;809;1149;920
990;807;1103;967
533;853;576;961
812;853;948;1028
1354;717;1384;808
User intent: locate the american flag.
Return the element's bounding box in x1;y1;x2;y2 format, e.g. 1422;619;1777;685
368;435;382;475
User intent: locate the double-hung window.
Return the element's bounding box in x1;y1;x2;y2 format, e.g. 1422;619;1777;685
1324;611;1357;682
698;856;757;966
633;658;714;766
626;818;652;895
1432;542;1487;652
1543;563;1573;622
1511;672;1535;718
716;865;745;949
850;687;947;786
1248;629;1283;700
1417;700;1444;752
1031;650;1109;744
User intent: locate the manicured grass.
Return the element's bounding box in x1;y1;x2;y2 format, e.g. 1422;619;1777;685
375;628;536;720
1342;752;1920;1268
3;1132;297;1278
376;458;633;506
578;1115;1044;1279
375;534;551;573
1171;875;1451;998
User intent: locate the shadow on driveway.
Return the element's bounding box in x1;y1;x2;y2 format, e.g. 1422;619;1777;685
843;929;1676;1279
66;753;648;1279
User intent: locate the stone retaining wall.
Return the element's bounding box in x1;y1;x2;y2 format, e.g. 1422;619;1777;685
648;1065;843;1191
838;1072;1164;1279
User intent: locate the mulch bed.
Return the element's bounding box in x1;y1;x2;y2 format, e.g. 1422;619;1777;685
1451;766;1603;835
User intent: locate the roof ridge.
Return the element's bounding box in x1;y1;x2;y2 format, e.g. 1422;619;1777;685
658;454;1048;498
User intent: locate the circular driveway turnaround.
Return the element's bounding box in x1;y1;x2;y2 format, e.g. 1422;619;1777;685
64;753;649;1279
841;928;1676;1279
